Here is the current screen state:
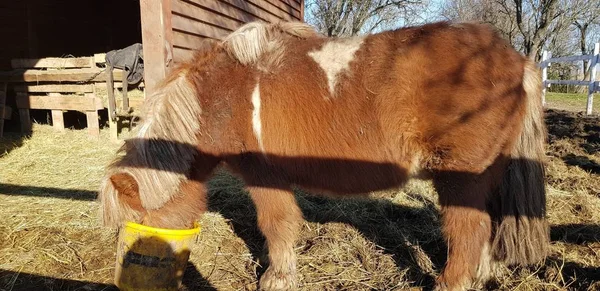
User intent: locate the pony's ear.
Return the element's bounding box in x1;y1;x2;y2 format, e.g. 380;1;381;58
109;172;145;213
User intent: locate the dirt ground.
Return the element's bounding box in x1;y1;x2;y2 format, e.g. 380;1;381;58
0;107;599;291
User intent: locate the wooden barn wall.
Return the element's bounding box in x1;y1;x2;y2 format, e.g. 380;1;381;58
0;0;142;70
171;0;303;62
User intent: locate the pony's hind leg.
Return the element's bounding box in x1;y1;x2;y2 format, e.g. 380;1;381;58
248;186;302;291
433;171;497;291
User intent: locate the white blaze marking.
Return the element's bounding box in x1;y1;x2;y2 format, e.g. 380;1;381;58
251;83;265;152
308;37;364;95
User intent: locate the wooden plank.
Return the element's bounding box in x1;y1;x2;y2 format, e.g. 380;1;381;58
86;110;100;138
121;69;129;111
51;110;65;131
172;15;232;42
185;0;268;24
49;93;64;131
19;108;31;134
171;0;242;32
11;57;94;69
15;93;104;111
97;81;144;89
2;106;12;120
0;83;5;137
262;0;302;19
173;30;222;50
94;53;106;64
173;47;195;63
13;84;94;93
85;93;100;138
140;0;174;94
0;68;124;83
117;98;145;110
105;68;119;141
220;0;289;22
278;0;301;11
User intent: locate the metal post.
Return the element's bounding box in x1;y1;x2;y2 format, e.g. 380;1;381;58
587;43;599;115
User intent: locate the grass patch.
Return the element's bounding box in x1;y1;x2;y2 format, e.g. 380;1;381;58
545;92;598;114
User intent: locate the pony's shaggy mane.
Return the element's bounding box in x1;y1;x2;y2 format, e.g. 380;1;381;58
222;21;319;69
99;69;201;226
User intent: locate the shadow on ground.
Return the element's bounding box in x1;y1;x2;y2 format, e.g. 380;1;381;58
207;170;600;290
0;262;215;291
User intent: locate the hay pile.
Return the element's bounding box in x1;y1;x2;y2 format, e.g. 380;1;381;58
1;109;599;291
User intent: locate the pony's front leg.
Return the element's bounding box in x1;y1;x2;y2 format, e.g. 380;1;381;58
248;186;302;291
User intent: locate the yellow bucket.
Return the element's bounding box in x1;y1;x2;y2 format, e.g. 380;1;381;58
114;221;201;291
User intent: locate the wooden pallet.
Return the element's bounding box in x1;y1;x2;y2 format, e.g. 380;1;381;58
2;56;128;138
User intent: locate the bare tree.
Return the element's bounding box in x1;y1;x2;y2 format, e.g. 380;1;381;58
572;0;600;76
441;0;519;47
305;0;426;37
441;0;591;61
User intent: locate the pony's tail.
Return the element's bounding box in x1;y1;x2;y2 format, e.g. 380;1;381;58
491;60;549;266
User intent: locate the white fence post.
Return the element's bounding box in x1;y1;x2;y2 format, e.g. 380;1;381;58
541;50;549;106
587;43;599;115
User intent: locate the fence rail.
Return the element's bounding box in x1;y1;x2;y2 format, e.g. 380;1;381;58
539;42;599;115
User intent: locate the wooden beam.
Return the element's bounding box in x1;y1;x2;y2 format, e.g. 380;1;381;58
49;93;65;131
279;0;302;11
14;84;94;93
85;93;100;138
105;67;119;141
171;0;242;32
19;109;32;134
244;0;299;20
51;110;65;131
94;53;106;64
184;0;264;27
0;68;124;83
2;106;12;120
173;30;218;50
11;57;95;69
263;0;302;19
172;15;230;42
140;0;173;94
115;98;145;111
0;84;5;137
220;0;289;22
173;47;195;63
15;93;104;111
86;111;100;138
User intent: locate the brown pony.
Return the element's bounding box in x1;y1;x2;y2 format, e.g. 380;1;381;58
99;20;549;291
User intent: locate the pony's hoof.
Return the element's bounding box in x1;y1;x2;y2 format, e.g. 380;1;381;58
259;267;297;291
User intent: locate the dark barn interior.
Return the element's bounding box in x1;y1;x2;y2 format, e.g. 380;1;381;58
0;0;143;131
0;0;142;69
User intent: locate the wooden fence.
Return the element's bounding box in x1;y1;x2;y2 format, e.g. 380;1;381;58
539;43;599;115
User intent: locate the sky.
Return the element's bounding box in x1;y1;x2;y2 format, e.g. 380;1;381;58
303;0;448;35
